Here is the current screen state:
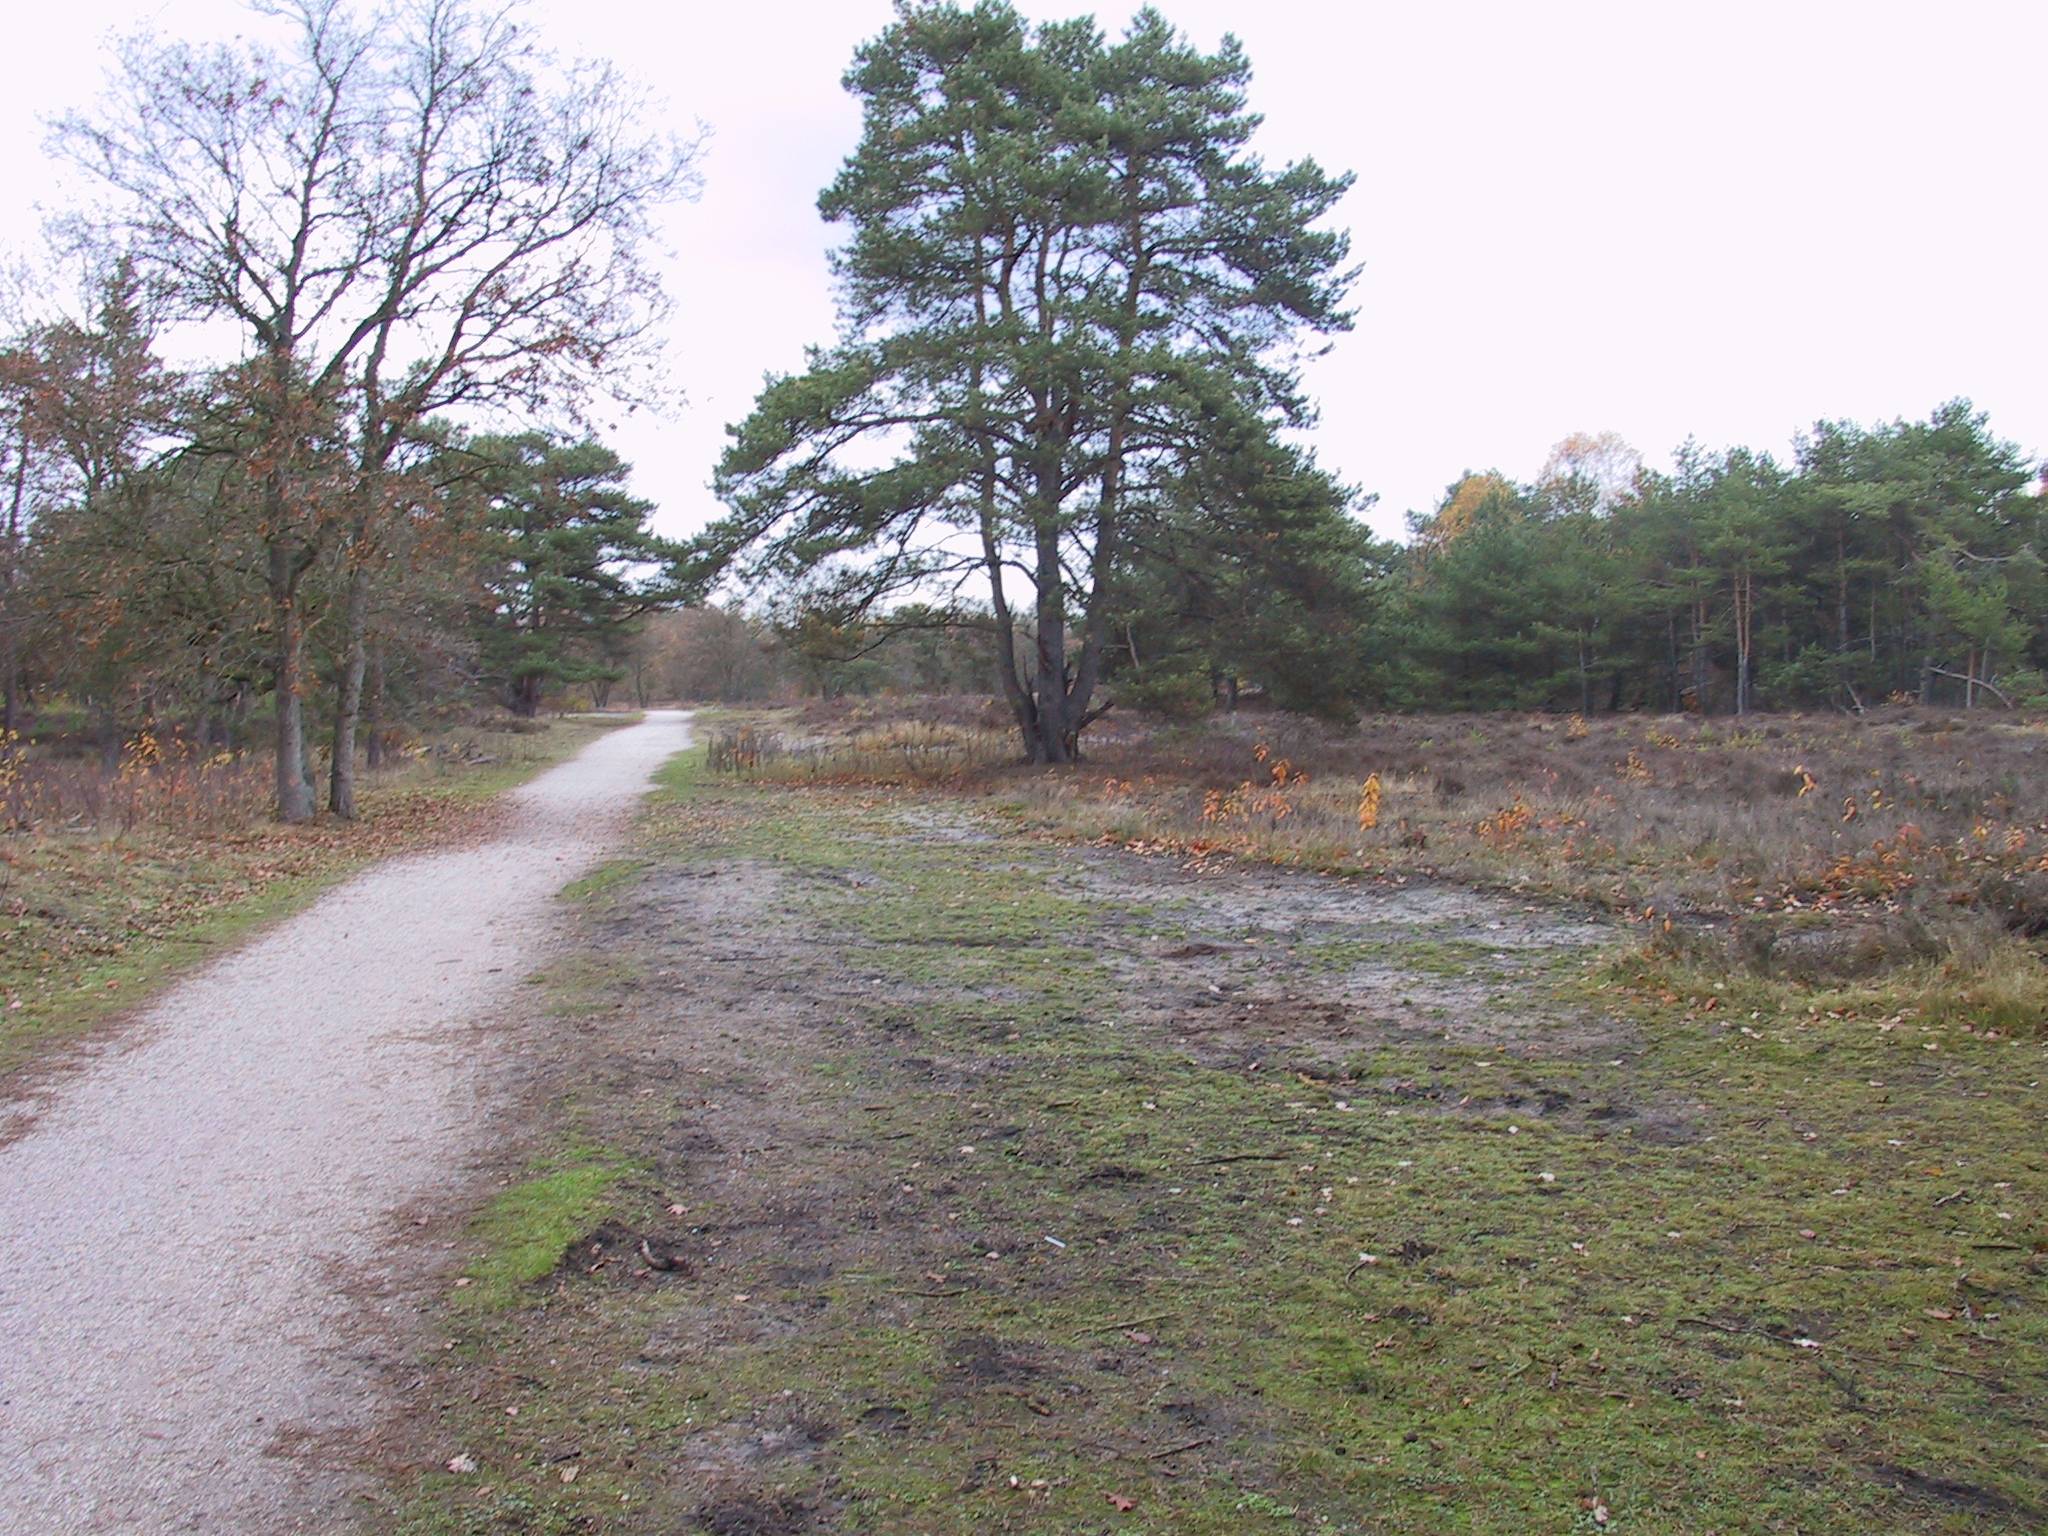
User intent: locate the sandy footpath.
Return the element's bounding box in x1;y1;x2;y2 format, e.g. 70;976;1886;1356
0;710;692;1534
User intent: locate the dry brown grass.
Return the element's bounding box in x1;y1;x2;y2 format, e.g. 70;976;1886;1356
0;728;274;836
704;716;1014;787
714;699;2048;1025
991;708;2045;913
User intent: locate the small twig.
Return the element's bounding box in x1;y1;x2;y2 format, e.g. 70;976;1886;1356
1676;1317;1751;1339
1674;1318;2006;1386
1194;1152;1290;1166
1932;1190;1971;1208
1835;1348;2003;1386
1148;1436;1214;1461
1818;1362;1867;1409
985;1386;1052;1416
903;1288;967;1298
1074;1311;1172;1338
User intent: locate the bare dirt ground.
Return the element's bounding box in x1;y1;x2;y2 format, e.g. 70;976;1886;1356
0;710;692;1535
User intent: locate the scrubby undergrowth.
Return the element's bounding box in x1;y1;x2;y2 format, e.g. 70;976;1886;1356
704;701;2048;1034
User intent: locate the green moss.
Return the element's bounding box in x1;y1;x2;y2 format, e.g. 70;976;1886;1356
556;857;651;905
458;1155;626;1312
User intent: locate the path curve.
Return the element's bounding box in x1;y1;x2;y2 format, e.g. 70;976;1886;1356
0;709;693;1533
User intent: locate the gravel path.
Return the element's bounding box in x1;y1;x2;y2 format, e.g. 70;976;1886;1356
0;710;692;1534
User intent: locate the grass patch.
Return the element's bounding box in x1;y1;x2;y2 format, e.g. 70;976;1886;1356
558;857;653;905
458;1155;627;1312
710;701;2048;1034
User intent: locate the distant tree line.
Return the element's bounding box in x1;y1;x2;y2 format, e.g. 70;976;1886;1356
1357;406;2045;716
674;400;2046;724
625;604;994;707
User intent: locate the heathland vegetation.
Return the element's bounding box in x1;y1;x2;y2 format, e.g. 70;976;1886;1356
3;0;2041;1071
1;2;2042;1533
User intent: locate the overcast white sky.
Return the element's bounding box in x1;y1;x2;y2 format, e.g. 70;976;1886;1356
5;0;2044;542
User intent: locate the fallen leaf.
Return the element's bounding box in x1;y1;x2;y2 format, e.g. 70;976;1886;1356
446;1454;477;1474
1106;1492;1137;1512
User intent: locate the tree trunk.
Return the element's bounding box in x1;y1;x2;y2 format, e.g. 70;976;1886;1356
1030;503;1075;764
1732;569;1752;717
512;673;542;718
269;538;315;823
1666;612;1680;711
1690;599;1711;713
0;629;17;743
97;698;121;774
2;407;24;743
327;561;370;818
1836;529;1850;653
364;648;385;770
980;523;1036;760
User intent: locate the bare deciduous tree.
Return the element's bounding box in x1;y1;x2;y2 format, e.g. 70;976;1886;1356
57;0;701;818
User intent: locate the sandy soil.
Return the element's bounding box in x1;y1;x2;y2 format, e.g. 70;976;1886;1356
0;710;692;1535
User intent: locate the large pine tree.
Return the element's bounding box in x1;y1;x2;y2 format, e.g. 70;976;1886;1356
698;2;1357;761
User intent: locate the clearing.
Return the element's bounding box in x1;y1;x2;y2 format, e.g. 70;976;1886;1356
380;744;2045;1535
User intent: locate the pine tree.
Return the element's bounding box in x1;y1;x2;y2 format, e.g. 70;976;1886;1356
699;2;1356;761
468;434;676;717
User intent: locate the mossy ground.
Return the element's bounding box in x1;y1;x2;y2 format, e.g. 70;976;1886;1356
382;751;2045;1535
